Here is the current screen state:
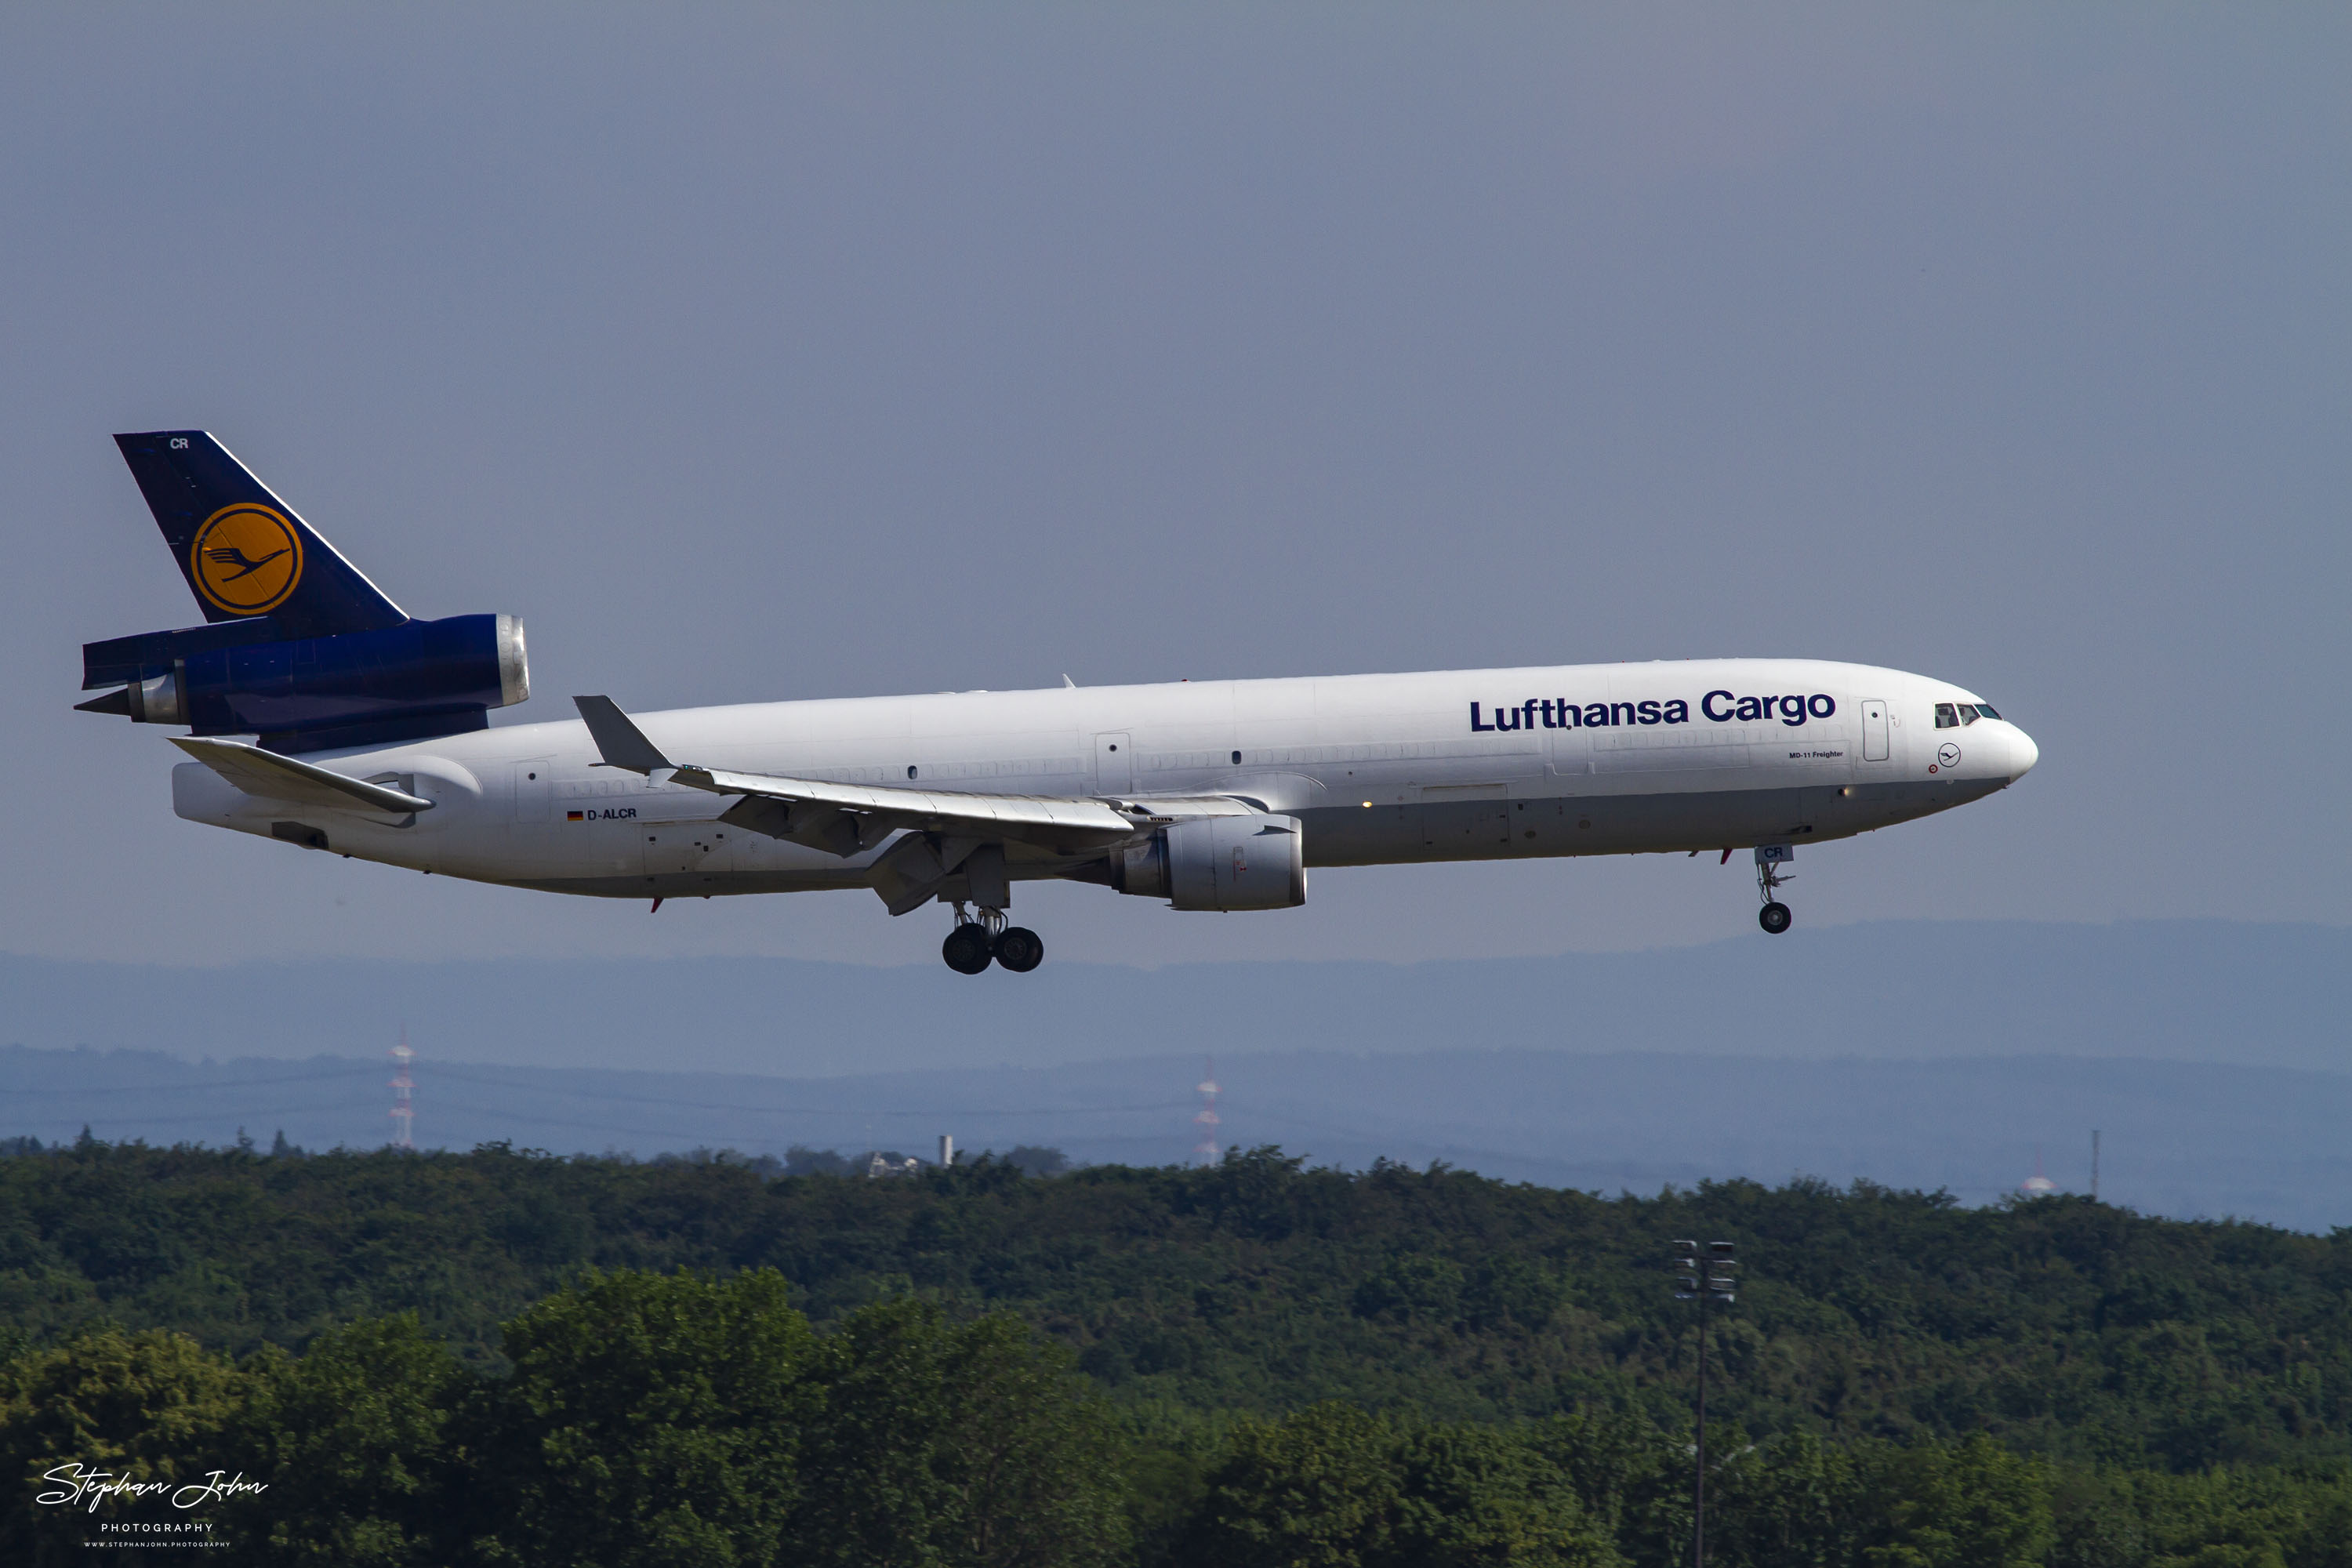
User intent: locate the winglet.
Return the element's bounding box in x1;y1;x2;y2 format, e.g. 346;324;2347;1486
572;695;673;774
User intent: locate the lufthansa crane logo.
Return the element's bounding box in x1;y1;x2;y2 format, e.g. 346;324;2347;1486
190;504;303;615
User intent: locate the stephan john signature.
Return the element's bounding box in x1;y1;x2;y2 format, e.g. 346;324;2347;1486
36;1462;267;1512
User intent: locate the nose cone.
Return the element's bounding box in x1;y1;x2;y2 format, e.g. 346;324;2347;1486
2007;725;2039;782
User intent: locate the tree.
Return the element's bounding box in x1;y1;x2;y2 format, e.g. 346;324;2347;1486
1389;1417;1621;1567
791;1295;1131;1568
1185;1402;1619;1568
1004;1146;1069;1177
467;1269;818;1568
1185;1402;1407;1567
1706;1429;1867;1568
229;1316;466;1566
784;1145;854;1177
1861;1434;2053;1568
0;1327;253;1566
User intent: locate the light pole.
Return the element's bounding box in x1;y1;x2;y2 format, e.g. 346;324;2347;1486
1671;1239;1738;1568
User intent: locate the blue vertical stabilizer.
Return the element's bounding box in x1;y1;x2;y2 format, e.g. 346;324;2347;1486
111;430;408;638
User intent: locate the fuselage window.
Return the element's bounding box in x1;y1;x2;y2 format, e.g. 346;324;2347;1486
1935;702;1959;728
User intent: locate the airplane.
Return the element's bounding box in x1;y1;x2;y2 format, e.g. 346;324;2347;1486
78;431;2038;974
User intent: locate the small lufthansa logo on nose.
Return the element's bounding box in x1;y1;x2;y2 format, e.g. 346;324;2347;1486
190;504;303;615
1936;742;1962;768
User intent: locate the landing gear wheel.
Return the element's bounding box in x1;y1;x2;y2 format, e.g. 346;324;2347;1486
1751;847;1795;937
993;926;1044;973
942;922;995;974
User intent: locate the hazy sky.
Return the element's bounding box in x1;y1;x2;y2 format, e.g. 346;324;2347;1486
5;5;2346;970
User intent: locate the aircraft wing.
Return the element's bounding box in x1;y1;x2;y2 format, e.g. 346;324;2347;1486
679;764;1140;848
574;695;1213;860
170;736;434;817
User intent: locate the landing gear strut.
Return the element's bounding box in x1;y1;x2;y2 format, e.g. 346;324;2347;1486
1755;846;1795;935
940;903;1046;975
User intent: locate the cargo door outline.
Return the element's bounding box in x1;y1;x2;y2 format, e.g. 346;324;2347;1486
1094;732;1133;794
1860;700;1890;762
512;757;555;820
1420;782;1510;847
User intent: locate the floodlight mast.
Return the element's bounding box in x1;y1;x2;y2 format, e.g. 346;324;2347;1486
1671;1240;1738;1568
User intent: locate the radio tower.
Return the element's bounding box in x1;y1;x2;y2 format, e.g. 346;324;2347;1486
1192;1058;1221;1167
389;1030;416;1151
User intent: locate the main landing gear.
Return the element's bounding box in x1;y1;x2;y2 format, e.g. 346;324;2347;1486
1754;845;1795;935
941;904;1045;975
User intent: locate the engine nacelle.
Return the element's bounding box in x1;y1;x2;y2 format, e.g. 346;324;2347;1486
80;613;528;753
1112;813;1306;911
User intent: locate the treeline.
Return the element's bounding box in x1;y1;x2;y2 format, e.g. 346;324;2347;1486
5;1137;2351;1473
1;1273;1123;1566
9;1271;2352;1567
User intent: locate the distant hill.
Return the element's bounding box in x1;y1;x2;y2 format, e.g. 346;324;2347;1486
5;1137;2350;1479
2;918;2347;1078
7;1041;2352;1232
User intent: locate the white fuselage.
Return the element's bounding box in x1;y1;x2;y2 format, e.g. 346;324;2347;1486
170;657;2036;904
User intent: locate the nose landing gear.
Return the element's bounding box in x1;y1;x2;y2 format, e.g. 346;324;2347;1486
939;903;1046;975
1755;845;1795;935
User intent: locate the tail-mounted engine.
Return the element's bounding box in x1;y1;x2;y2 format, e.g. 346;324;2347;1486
1109;813;1306;911
79;430;531;753
77;613;528;753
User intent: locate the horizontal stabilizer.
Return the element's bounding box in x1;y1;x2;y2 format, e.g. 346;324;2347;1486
170;737;434;817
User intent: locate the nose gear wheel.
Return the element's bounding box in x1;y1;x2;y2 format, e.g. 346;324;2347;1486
1754;847;1795;936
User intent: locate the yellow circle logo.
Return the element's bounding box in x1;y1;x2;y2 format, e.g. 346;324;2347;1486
190;504;303;615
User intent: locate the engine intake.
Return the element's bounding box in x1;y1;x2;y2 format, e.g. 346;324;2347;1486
1112;814;1306;911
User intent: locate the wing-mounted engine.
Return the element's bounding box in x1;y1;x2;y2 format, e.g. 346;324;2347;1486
78;613;528;753
1109;813;1307;911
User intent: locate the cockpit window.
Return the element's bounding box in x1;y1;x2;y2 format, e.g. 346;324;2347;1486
1935;702;1959;728
1973;702;2001;720
1958;705;1980;724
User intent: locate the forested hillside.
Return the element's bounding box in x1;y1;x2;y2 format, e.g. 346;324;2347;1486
4;1138;2350;1472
